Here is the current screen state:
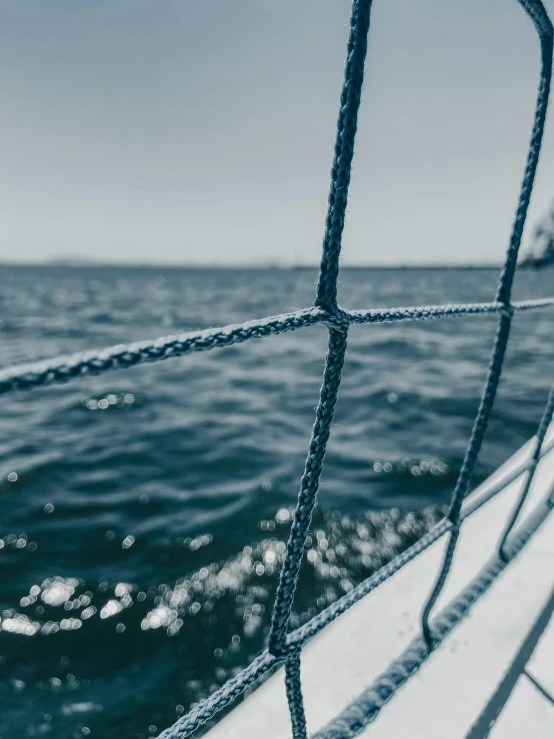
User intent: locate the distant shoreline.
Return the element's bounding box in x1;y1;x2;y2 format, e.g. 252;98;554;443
0;261;503;270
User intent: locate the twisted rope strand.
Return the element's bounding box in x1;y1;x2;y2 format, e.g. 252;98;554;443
420;0;553;649
496;35;553;304
519;0;553;37
497;384;554;558
156;651;277;739
2;298;554;396
316;0;373;311
153;431;554;739
285;649;308;739
421;311;513;646
0;309;324;395
346;297;554;324
269;328;349;655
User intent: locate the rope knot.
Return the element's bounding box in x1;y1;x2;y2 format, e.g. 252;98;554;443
268;638;300;661
499;302;515;320
284;643;302;661
320;305;350;331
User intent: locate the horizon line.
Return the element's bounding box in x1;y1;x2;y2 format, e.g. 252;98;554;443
0;259;505;270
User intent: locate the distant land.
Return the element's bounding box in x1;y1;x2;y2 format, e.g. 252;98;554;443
0;257;503;270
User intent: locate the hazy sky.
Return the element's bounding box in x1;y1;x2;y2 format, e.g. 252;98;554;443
2;0;554;265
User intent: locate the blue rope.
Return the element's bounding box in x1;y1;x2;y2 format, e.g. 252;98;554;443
420;0;553;649
156;651;278;739
268;4;376;734
285;648;308;739
155;432;554;739
497;384;554;559
1;298;554;396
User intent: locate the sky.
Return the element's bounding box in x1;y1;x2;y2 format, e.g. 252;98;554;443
1;0;554;266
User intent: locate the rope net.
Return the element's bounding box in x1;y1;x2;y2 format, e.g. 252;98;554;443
4;0;554;737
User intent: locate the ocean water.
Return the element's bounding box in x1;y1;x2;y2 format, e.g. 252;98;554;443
1;264;553;739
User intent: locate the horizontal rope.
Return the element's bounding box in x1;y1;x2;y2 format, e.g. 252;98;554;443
347;297;554;325
0;308;323;395
2;298;554;396
156;651;278;739
154;435;554;739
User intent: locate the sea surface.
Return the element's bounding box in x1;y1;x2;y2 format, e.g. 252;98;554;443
1;264;553;739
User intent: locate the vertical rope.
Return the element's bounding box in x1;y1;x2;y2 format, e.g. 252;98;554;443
315;0;373;312
269;2;375;734
497;384;554;559
268;327;348;657
420;2;553;649
421;309;512;646
496;51;554;302
285;648;308;739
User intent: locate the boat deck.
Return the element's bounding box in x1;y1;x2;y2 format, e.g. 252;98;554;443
207;425;554;738
472;604;554;738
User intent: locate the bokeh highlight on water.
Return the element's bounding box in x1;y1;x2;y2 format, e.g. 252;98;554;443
1;264;553;738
